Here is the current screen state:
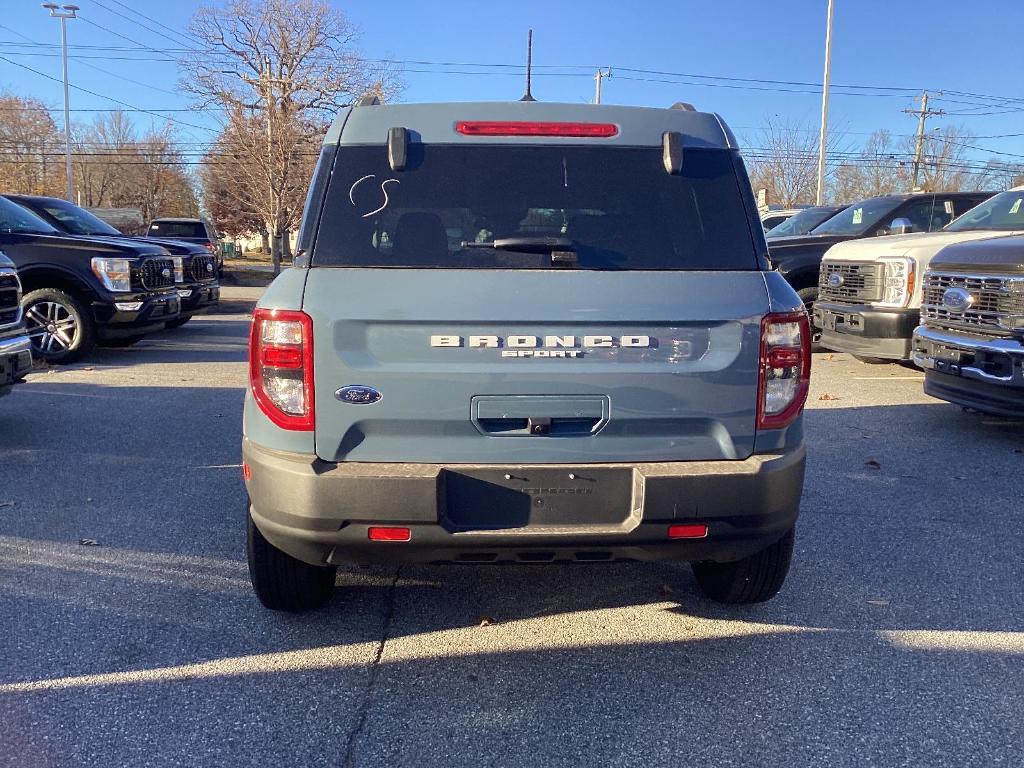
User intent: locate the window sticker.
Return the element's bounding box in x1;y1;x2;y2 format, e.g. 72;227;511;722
1010;199;1022;214
852;208;863;225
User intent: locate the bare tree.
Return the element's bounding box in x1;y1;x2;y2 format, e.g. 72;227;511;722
181;0;401;271
832;130;906;203
745;117;849;207
0;93;65;195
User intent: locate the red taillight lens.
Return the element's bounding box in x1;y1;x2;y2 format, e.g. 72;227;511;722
455;121;619;138
757;311;811;430
668;524;709;539
249;308;314;431
368;526;411;542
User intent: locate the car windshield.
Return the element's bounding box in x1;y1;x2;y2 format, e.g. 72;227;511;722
945;189;1024;232
311;145;759;270
29;198;122;236
0;196;61;235
150;221;208;238
766;207;842;238
811;197;901;236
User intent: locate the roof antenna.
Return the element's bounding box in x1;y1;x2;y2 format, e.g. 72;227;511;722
520;29;536;102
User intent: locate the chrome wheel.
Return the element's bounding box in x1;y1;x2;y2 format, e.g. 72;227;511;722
25;300;79;355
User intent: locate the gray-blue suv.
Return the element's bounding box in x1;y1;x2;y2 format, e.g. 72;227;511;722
243;99;810;611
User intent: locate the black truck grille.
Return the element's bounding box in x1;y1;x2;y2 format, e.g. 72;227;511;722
139;258;175;290
0;269;22;328
921;271;1024;336
818;261;883;302
188;255;217;282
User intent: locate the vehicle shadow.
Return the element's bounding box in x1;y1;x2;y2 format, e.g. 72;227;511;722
1;383;1021;765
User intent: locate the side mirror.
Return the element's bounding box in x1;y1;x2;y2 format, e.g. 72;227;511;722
890;217;914;235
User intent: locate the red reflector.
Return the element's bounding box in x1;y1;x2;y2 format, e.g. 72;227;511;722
242;462;251;481
260;345;302;369
668;524;709;540
455;121;618;138
368;526;411;542
767;347;803;368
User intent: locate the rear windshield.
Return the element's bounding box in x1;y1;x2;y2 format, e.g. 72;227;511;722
311;145;758;270
766;206;841;238
149;221;208;239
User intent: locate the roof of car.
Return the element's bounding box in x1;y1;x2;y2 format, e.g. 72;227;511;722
150;217;206;223
324;100;737;149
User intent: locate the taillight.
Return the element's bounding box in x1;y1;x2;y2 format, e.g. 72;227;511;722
757;311;811;430
455;121;619;137
249;308;314;431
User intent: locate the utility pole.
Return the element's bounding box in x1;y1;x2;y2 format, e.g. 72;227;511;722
594;67;612;105
815;0;834;206
42;3;78;201
904;91;944;191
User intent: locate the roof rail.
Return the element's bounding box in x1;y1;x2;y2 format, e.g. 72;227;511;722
669;102;697;112
356;95;381;107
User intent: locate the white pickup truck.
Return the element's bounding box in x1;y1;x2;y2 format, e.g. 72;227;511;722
813;186;1024;361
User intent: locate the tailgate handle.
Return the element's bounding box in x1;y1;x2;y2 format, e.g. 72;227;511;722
472;396;609;437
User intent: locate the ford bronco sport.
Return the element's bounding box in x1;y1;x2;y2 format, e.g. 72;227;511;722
243;100;811;612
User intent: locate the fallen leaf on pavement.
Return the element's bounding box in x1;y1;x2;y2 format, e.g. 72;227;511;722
78;539;99;546
818;393;841;401
478;616;495;627
866;598;890;606
865;460;882;470
0;501;14;508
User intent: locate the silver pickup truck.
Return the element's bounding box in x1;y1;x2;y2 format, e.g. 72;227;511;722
912;235;1024;415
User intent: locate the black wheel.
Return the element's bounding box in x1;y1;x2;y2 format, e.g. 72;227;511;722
165;315;192;329
797;287;821;345
247;511;336;612
98;335;145;348
22;288;96;364
692;527;795;604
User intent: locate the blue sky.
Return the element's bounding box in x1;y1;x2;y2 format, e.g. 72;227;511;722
2;0;1023;167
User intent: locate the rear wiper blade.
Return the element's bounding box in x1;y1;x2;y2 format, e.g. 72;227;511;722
461;236;574;253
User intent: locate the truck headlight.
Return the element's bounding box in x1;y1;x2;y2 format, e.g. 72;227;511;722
171;256;184;284
90;257;132;293
874;257;915;308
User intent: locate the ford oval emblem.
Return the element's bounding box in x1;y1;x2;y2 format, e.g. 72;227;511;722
335;385;382;405
942;287;974;313
161;268;171;279
827;272;844;289
206;263;214;272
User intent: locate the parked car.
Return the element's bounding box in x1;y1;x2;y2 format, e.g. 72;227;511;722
6;195;219;329
768;192;995;337
765;205;846;239
0;196;181;363
912;235;1024;415
814;186;1024;361
0;250;31;397
243;99;810;612
760;206;808;231
146;217;222;272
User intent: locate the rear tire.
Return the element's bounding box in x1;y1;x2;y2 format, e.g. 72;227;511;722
22;288;96;364
692;527;795;604
247;511;336;612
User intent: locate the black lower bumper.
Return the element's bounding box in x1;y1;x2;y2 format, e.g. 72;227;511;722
177;282;220;315
814;301;918;359
0;332;32;397
913;326;1024;416
243;439;806;567
92;291;181;339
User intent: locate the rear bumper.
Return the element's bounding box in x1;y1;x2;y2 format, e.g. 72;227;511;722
814;301;917;359
912;326;1024;416
92;290;181;339
0;333;32;397
243;438;806;566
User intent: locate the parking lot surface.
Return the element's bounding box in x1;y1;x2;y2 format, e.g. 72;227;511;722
1;286;1022;767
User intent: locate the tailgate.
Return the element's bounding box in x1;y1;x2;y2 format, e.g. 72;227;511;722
306;269;768;464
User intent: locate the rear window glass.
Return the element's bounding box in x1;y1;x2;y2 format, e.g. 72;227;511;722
149;221;208;239
311;145;758;270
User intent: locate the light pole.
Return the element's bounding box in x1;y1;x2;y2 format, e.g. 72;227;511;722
42;2;78;202
815;0;834;205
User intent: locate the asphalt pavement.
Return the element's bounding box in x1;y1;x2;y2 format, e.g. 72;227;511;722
1;286;1022;767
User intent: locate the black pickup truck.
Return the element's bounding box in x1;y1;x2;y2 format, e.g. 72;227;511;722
0;250;31;396
0;195;181;363
6;195;219;329
769;192;994;328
